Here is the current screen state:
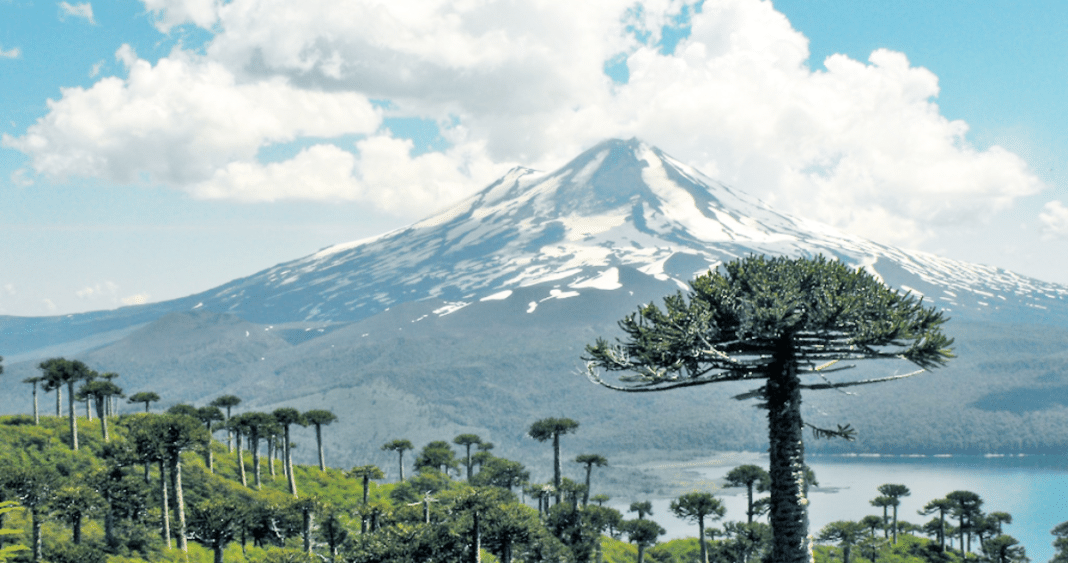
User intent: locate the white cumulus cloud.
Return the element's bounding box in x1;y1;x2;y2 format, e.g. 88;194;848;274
0;46;21;59
1040;201;1068;239
190;135;500;212
4;45;381;188
59;2;96;24
4;0;1047;247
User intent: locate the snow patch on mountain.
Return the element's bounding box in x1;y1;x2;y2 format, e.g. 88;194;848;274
169;137;1068;328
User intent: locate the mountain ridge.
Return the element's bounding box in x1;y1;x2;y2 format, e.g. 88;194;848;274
3;138;1068;467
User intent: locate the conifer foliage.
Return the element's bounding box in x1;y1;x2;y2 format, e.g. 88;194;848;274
585;255;954;563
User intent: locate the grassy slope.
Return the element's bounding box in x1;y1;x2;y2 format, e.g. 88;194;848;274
0;415;985;563
0;414;388;563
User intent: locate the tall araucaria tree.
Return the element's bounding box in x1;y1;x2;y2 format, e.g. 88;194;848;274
273;408;305;497
527;417;580;505
127;391;161;413
77;379;123;442
348;464;385;505
574;453;608;507
240;412;276;490
670;491;726;563
454;433;483;480
196;406;225;473
381;439;414;482
303;409;338;472
38;357;94;451
22;375;44;425
584;255;954;563
210;394;242;452
725;465;770;524
877;483;911;544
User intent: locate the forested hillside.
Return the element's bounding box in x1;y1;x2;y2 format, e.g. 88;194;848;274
0;411;1053;563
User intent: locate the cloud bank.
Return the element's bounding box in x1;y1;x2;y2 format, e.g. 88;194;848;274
5;0;1045;247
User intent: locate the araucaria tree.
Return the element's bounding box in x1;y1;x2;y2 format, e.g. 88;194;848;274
304;409;338;471
127;391;161;414
585;255;953;563
210;394;242;452
39;357;94;451
77;379;124;442
877;483;910;543
22;375;44;425
273;408;305;497
527;417;580;505
670;491;725;563
381;439;414;482
454;433;483;480
574;454;607;507
724;465;770;524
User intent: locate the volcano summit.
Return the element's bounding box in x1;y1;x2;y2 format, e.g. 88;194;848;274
2;139;1068;466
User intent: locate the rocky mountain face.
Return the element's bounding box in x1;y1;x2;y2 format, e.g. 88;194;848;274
3;138;1068;473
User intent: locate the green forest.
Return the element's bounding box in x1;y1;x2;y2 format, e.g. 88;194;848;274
0;402;1059;563
2;257;1065;563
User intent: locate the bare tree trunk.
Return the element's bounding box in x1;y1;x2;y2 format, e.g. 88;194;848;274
31;384;39;425
316;424;326;471
236;430;247;487
398;451;405;482
86;396;92;421
31;508;42;562
286;427;298;497
206;428;214;474
553;434;561;505
66;382;78;451
225;407;234;452
766;340;812;563
55;387;61;417
159;459;171;549
172;453;188;552
252;429;262;489
698;516;708;563
96;396;108;441
268;436;276;477
303;508;313;554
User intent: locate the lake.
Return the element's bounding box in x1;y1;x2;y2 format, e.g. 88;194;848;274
613;452;1068;563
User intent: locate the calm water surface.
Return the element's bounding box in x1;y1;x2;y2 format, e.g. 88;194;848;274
616;454;1068;563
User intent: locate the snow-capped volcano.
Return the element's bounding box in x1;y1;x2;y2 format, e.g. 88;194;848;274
193;137;1065;326
5;138;1068;462
3;138;1067;362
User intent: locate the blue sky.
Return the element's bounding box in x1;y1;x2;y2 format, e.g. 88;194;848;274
1;0;1066;317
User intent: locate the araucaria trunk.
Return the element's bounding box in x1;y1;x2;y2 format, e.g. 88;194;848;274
252;429;262;489
96;396;108;441
67;382;78;451
698;517;707;563
472;510;481;563
172;454;188;552
553;434;561;505
159;460;171;548
316;425;326;471
286;426;298;497
31;508;42;562
236;432;247;487
765;338;812;563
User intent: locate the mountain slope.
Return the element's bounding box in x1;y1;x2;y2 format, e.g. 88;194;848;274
3;138;1068;469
